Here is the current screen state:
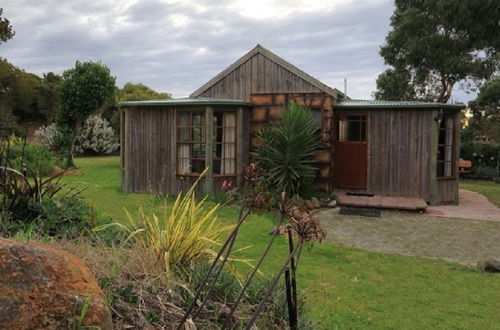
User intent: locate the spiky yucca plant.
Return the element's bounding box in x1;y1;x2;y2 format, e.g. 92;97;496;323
94;173;233;276
253;102;320;196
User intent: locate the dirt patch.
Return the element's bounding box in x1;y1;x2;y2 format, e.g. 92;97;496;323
426;189;500;222
316;208;500;265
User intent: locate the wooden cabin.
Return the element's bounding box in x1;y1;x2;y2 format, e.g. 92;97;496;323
120;45;465;205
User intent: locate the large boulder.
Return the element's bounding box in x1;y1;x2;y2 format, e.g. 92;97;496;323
0;238;112;329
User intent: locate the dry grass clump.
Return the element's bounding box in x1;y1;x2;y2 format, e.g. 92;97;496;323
38;236;199;329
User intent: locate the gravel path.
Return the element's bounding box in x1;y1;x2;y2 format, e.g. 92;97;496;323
426;189;500;222
316;208;500;265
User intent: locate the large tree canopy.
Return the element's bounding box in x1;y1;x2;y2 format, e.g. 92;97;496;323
375;0;500;103
467;76;500;142
0;8;14;44
117;82;171;102
0;58;61;132
56;61;116;168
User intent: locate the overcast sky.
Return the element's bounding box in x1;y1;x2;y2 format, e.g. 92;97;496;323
1;0;474;102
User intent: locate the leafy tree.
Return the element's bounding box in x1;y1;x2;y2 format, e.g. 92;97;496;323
468;76;500;141
56;61;116;168
0;59;61;129
376;0;500;103
117;82;171;102
252;103;320;196
36;72;62;123
0;8;14;44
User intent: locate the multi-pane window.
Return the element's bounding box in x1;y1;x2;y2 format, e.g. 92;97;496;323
437;114;455;178
176;110;237;176
213;112;236;175
177;111;206;174
336;115;366;142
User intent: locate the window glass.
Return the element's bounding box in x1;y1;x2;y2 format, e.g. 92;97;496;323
311;108;322;127
176;110;237;176
436;113;455;178
213;111;236;175
177;111;205;174
336;115;367;142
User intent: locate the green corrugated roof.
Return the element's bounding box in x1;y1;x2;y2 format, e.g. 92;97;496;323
335;99;466;109
118;97;252;107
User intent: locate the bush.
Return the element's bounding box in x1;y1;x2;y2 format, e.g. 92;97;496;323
0;139;91;237
2;136;56;176
252;102;320;196
74;115;119;154
6;197;94;239
35;114;120;156
461;141;499;179
183;262;241;305
95;175;233;275
470;165;498;180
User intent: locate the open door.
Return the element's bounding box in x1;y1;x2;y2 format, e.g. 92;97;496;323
333;114;367;189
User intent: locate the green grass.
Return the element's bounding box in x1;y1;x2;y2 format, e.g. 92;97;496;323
66;156;500;329
460;179;500;207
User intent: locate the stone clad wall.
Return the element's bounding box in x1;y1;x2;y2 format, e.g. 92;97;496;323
249;93;335;192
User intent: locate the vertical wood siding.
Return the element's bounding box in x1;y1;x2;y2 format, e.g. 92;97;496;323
121;106;249;195
357;109;436;201
198;54;322;101
122;107;176;194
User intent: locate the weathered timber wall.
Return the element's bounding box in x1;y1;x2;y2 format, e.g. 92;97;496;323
121;106;248;195
249;93;334;192
197;54;323;101
122;107;177;194
335;109;436;201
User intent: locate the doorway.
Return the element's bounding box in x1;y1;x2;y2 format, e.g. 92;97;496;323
333;114;368;189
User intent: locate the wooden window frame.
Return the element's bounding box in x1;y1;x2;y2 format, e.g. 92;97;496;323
437;113;456;179
335;114;367;143
176;110;206;176
213;111;237;177
176;109;238;177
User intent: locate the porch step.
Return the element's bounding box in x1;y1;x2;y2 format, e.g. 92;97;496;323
337;192;428;211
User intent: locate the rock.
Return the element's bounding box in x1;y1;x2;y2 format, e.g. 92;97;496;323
319;198;331;207
327;200;337;208
0;238;112;330
311;197;321;209
477;259;500;273
304;199;314;210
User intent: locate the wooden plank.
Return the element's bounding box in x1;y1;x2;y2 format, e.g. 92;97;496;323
205;106;214;194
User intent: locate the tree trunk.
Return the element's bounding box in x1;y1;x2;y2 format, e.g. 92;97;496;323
436;77;454;103
64;122;80;169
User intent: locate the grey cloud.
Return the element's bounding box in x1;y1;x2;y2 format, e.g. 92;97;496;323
0;0;475;102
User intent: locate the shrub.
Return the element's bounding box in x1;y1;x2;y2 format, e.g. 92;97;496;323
74;115;119;154
470;165;498;180
2;136;56;176
252;102;320;196
35;115;120;156
28;197;94;238
0;139;91;237
95;175;233;275
461;141;499;179
182;262;241;305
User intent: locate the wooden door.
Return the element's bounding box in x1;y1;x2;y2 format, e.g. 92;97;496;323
333;114;368;189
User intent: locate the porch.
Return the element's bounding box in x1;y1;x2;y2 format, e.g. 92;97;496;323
333;190;428;211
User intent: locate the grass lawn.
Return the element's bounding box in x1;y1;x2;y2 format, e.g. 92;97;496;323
66;156;500;329
460;179;500;207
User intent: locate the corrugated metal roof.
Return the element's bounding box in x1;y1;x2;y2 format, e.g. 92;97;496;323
335;99;466;109
118;97;252;107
